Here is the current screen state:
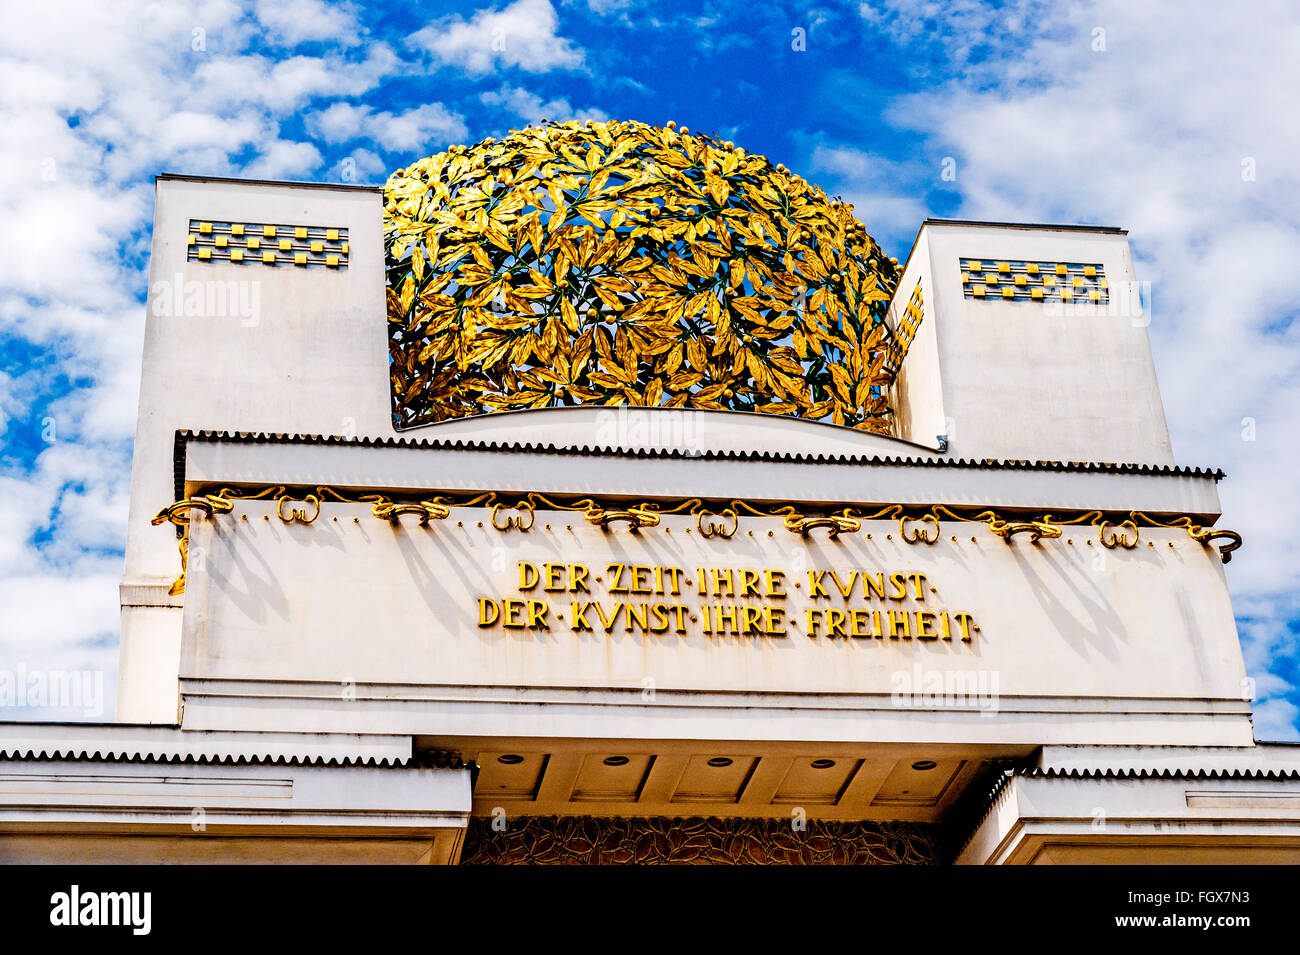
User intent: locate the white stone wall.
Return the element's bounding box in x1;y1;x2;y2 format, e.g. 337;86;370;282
890;221;1175;466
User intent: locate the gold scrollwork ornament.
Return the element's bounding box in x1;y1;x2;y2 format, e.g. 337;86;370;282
372;500;451;525
150;494;235;595
696;509;739;540
1099;520;1139;549
583;503;661;531
1187;526;1243;563
783;513;861;539
986;516;1061;544
151;494;234;527
491;501;536;532
276;493;320;524
1130;511;1244;564
899;514;939;544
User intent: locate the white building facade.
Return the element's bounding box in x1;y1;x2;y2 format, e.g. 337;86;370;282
1;172;1295;865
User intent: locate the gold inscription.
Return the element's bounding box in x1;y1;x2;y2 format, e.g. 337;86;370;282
478;561;979;643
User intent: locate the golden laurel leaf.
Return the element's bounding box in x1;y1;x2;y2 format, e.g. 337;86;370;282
385;120;903;432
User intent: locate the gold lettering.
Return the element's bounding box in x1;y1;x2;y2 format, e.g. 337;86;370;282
632;565;653;595
571;601;593;632
503;598;528;629
594;601;623;633
765;569;786;598
493;561;965;645
916;610;938;639
570;564;590;593
850;609;872;638
607;563;628;594
888;609;911;639
828;569;857;599
711;568;734;598
827;608;847;638
625;601;649;632
662;567;684;596
766;607;785;635
862;572;886;600
527;599;550;630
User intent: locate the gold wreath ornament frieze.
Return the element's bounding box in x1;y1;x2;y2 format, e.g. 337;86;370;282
151;486;1246;594
384;119;903;433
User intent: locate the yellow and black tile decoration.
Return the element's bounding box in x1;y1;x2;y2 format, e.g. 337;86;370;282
886;279;923;370
186;220;349;268
959;259;1107;304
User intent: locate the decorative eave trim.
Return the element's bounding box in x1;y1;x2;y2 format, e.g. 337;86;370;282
0;747;411;767
172;428;1225;501
1023;766;1300;781
0;745;467;770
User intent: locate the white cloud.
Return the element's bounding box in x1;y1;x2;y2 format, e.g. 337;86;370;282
254;0;363;47
243;140;324;179
306;102;469;152
810;145;932;244
410;0;585;74
479;83;607;125
378;104;471;152
307;102;371;142
188;45;401;117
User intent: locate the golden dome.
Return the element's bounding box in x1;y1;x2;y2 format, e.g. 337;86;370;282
384;119;901;431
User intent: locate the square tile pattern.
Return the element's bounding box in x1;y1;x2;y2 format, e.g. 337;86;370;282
187;219;349;269
960;258;1108;304
886;278;924;370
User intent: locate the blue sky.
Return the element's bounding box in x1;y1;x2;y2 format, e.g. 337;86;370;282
1;0;1298;735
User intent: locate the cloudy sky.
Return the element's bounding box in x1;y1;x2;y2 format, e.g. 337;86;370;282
1;0;1297;736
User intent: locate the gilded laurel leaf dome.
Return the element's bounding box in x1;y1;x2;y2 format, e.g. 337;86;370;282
383;119;902;432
